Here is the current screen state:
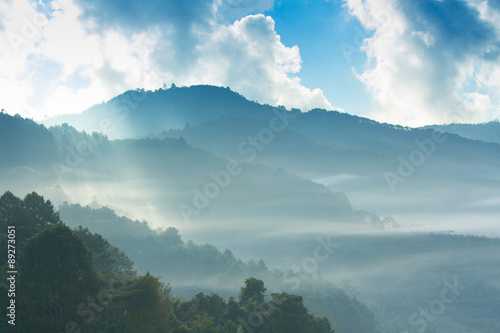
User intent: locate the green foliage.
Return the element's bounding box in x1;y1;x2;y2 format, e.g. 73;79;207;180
58;203;263;280
239;277;267;305
218;320;238;333
172;278;334;333
190;314;217;333
50;122;108;148
161;227;184;247
58;202;383;333
73;226;136;277
0;191;360;333
304;286;378;333
0;113;58;169
226;297;243;324
19;224;100;330
0;191;61;264
266;292;334;333
121;273;173;333
174;292;227;327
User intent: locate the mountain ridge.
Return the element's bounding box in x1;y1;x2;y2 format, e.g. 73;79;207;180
40;84;410;139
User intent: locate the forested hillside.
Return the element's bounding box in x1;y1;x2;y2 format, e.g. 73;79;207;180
0;191;341;333
1;86;499;333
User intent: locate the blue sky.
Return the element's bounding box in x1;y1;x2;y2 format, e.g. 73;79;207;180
1;0;500;126
265;0;371;117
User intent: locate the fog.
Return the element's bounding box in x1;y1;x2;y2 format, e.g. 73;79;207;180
2;89;500;332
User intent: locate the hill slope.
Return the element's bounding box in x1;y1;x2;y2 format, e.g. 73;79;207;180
422;121;500;145
1;114;357;229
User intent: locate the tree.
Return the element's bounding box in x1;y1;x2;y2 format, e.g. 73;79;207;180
0;191;22;227
191;314;217;333
239;277;266;305
0;191;61;250
218;320;238;333
226;296;243;323
19;224;99;330
268;293;309;332
0;192;23;266
267;292;334;333
160;227;183;248
121;273;173;333
21;191;61;232
173;292;226;327
73;226;136;276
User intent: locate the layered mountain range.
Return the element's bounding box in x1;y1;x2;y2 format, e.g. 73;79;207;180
1;85;500;332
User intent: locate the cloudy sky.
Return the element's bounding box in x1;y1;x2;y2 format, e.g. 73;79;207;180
1;0;500;126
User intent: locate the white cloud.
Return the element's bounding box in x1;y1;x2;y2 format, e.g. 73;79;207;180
0;0;334;120
184;14;333;111
0;0;43;118
345;0;500;126
216;0;275;23
0;0;163;119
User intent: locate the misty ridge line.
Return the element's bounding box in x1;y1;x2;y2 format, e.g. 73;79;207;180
383;104;478;193
51;77;170;183
2;181;499;332
237;235;339;332
338;0;499;199
54;200;381;332
384;131;447;192
1;192;346;332
2;0;500;331
1;74;498;332
22;83;500;235
179;107;296;222
400;276;467;333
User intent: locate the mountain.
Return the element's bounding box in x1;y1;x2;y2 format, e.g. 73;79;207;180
36;85;500;234
57;202;381;333
41;85;281;139
42;85;500;221
0;113;357;229
57;194;500;333
422;121;500;145
3;85;500;332
0;113;58;169
0;190;348;333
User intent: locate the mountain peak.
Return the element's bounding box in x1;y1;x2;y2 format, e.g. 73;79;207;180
41;84;287;139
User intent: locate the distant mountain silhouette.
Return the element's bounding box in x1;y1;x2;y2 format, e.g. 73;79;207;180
38;85;500;216
0;113;58;169
3;87;500;333
1;113;355;226
41;85;279;139
422;121;500;145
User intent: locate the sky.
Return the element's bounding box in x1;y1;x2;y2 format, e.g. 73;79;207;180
1;0;500;126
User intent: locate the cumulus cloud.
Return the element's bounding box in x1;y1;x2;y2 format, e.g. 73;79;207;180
345;0;500;126
216;0;275;23
179;14;333;111
0;0;333;119
0;0;161;118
